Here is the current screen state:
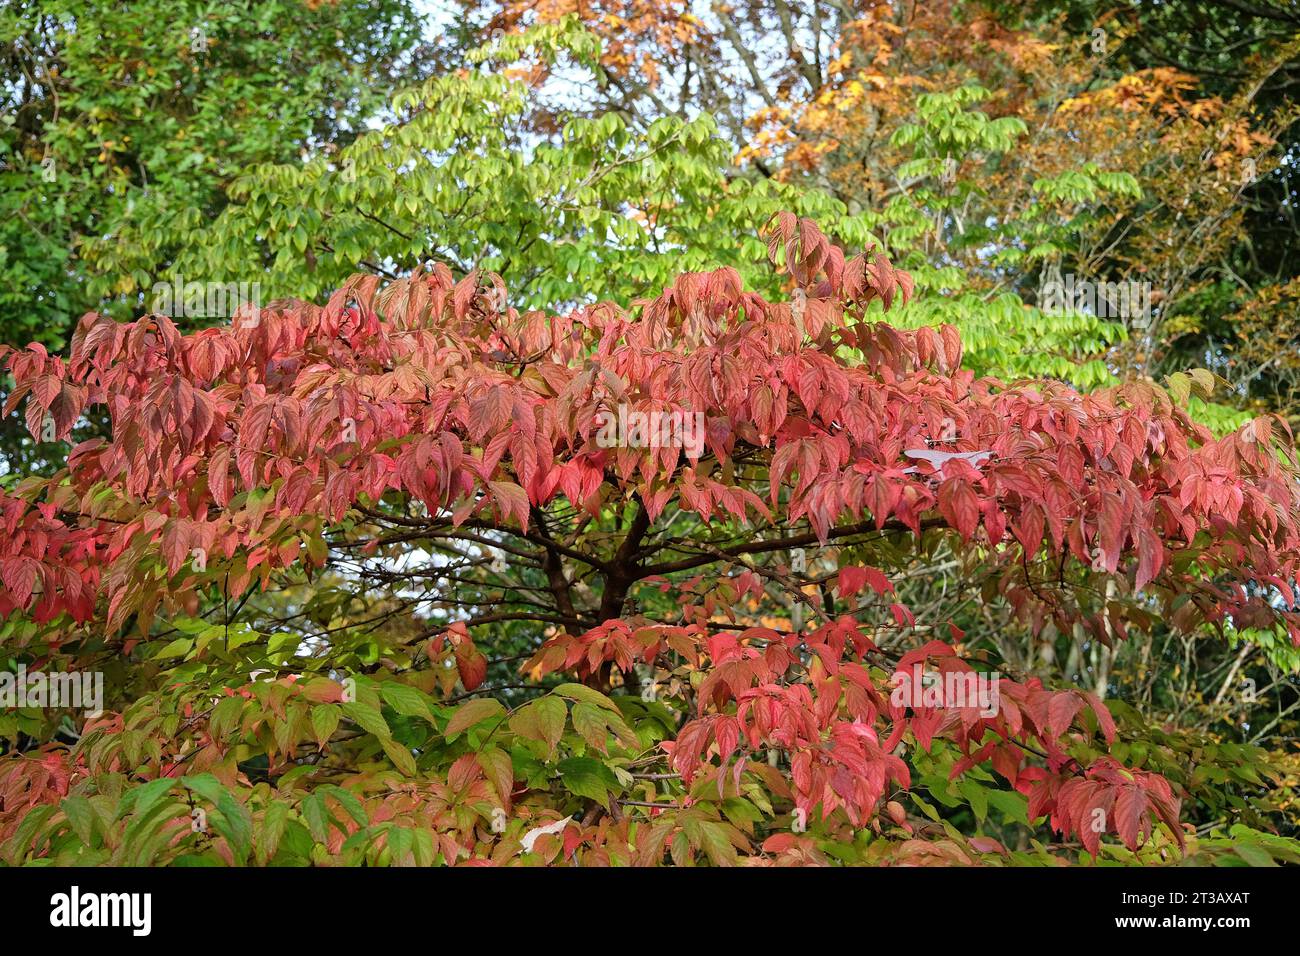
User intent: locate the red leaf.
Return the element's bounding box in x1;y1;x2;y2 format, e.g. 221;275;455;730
455;641;488;691
938;478;980;539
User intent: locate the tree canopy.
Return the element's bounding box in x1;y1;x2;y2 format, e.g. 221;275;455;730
1;215;1297;865
1;1;1298;869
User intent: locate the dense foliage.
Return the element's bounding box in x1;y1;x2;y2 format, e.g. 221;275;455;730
0;216;1297;865
0;0;432;467
1;1;1297;868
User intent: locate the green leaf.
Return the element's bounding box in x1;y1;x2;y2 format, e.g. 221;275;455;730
320;786;370;827
3;804;56;864
311;704;341;748
60;795;98;845
1234;843;1279;867
571;701;612;753
181;773;225;807
477;747;514;803
381;738;418;776
214;792;253;863
557;756;617;808
958;778;989;824
445;697;505;737
380;682;434;721
258;803;290;864
912;793;943;823
154;637;193;659
227;626;262;651
509;696;567;755
210;695;245;739
986;789;1029;826
125;778;176;820
697;821;739;867
341;700;390;739
301;794;331;844
554;683;621;713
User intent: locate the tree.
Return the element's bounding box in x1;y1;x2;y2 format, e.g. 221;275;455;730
100;21;875;314
0;0;434;471
0;0;434;349
479;1;848;147
1;215;1297;865
469;5;1268;425
1;18;876;475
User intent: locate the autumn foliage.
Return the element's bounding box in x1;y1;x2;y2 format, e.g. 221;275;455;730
1;214;1298;865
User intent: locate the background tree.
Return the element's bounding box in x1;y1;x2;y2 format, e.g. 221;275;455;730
0;0;434;468
91;23;873;314
475;4;1290;417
